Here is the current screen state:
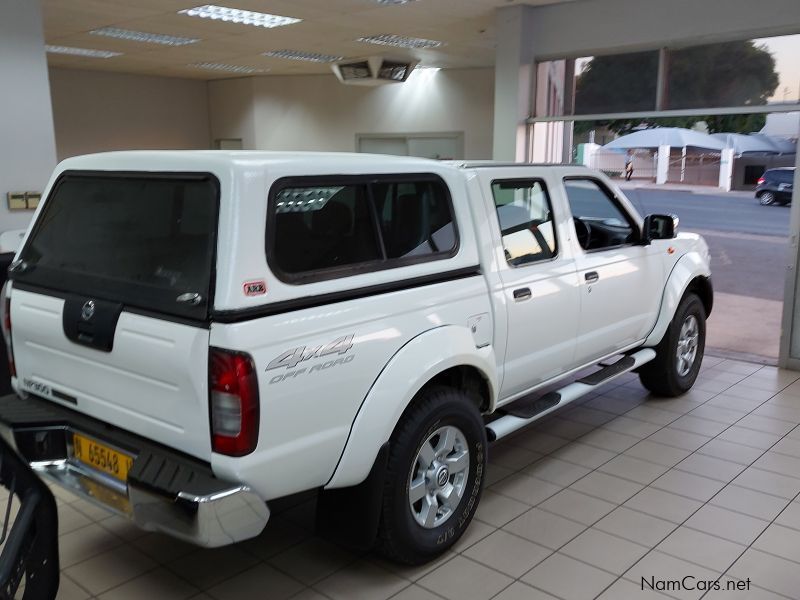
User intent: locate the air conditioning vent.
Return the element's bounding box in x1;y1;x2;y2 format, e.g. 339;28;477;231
332;56;418;86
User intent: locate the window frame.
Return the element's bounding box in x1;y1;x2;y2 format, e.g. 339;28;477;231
490;177;559;268
266;173;460;285
562;175;643;253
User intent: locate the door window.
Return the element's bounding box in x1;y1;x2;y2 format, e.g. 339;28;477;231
491;180;557;267
564;179;637;251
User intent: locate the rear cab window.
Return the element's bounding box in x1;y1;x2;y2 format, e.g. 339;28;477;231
268;175;458;283
13;172;219;321
490;179;557;266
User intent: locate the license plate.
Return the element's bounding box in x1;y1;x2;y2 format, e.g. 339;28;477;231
72;433;133;482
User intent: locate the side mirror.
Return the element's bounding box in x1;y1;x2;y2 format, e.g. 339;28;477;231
642;214;678;244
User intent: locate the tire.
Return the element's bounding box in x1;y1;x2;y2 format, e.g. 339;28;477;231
639;292;706;397
377;386;487;564
759;191;776;206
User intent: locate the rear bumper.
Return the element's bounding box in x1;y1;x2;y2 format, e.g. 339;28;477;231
0;393;269;548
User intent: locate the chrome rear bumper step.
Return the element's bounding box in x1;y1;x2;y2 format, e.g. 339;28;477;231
487;348;656;442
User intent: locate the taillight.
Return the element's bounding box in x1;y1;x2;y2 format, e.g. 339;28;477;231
209;348;259;456
0;282;15;378
757;177;765;185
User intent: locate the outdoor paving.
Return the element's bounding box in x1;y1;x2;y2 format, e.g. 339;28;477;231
25;355;800;599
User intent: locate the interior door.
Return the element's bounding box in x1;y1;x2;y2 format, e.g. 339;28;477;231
564;178;664;364
486;177;580;399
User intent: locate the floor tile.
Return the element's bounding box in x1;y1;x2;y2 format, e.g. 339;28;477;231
375;551;456;583
594;507;675;546
650;468;725;502
238;518;311;561
268;539;355;585
524;457;592;487
58;504;93;536
625;405;680;426
313;560;408;600
484;463;515;487
656;526;745;572
536;417;595;441
684;505;768;545
753;451;800;479
696;438;765;465
669;415;728;437
598;454;668;485
390;584;446;600
624;440;691;467
674;453;745;483
624;551;721;600
754;403;800;424
688;404;747;425
563;406;617;426
489;443;543;471
132;533;198;564
55;575;91;600
648;428;711;452
509;432;570;454
538;488;617;525
570;471;643;504
521;553;616;600
561;528;649;575
451;520;495;553
623;488;703;524
718;427;782;450
64;544;156;596
550;442;616;469
96;567;199;600
463;529;551;578
708;394;767;413
753;523;800;564
207;564;304;600
774;500;800;530
733;467;800;499
600;416;662;438
597;578;673;599
474;490;530;527
417;555;513;600
579;428;640;453
709;485;789;521
58;523;125;568
168;546;259;590
737;414;796;436
728;549;800;599
503;507;586;549
492;581;559;600
489;473;562;506
769;436;800;458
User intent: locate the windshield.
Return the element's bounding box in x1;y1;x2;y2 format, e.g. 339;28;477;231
14;173;219;320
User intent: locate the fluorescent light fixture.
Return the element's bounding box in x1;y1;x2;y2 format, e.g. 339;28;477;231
374;0;419;4
179;5;301;28
90;27;199;46
263;50;343;63
191;62;267;74
45;45;122;59
356;34;444;49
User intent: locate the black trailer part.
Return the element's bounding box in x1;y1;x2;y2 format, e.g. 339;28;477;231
0;436;59;599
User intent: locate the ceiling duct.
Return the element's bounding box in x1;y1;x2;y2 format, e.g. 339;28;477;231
332;56;419;86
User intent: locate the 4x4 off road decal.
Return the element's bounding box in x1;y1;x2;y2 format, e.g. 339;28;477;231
267;334;355;384
243;280;267;296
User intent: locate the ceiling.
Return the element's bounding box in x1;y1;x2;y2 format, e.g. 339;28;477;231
42;0;573;79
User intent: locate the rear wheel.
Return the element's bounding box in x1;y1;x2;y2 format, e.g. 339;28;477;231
639;293;706;397
377;387;486;564
759;191;776;206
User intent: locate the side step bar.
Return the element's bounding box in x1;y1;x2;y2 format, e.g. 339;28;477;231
486;348;656;442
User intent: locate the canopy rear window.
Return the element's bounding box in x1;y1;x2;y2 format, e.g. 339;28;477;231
14;172;219;321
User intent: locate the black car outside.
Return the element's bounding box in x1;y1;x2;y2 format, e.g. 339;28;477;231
756;167;796;206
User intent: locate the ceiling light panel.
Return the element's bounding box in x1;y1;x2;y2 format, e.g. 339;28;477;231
356;34;444;49
179;5;301;28
263;50;343;63
191;62;267;74
46;45;122;59
90;27;200;46
374;0;419;4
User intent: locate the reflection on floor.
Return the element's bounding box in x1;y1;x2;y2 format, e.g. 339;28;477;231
33;356;800;599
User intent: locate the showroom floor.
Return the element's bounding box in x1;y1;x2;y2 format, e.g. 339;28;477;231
32;356;800;599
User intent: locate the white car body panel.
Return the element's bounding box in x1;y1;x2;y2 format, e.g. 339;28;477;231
5;151;712;532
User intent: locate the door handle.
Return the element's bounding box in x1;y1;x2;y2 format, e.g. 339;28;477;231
585;271;599;284
513;287;532;301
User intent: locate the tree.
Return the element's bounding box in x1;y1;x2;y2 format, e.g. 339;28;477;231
573;41;778;136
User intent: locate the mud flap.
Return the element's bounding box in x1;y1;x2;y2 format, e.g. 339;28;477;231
316;443;389;551
0;436;59;600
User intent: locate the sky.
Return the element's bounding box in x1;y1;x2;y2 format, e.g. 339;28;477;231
754;34;800;103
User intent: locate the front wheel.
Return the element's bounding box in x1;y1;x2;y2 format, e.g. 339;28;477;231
377;387;486;564
639;293;706;397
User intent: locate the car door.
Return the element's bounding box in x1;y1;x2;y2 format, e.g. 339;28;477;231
481;174;580;399
563;177;664;365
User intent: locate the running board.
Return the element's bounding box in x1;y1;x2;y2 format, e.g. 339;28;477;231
486;348;656;442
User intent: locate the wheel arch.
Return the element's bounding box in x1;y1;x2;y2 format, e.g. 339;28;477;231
325;325;497;489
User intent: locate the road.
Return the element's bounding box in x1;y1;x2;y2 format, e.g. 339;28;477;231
625;189;789;302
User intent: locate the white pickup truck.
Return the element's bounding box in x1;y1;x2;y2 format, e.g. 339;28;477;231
0;152;711;564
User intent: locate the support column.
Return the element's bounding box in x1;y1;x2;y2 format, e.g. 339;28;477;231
656;145;670;184
718;148;734;191
0;0;57;234
492;5;537;162
779;136;800;369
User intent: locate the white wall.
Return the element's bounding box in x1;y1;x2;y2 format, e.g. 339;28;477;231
0;0;57;231
49;68;211;161
209;68;494;159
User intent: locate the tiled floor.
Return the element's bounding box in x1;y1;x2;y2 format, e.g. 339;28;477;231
31;356;800;599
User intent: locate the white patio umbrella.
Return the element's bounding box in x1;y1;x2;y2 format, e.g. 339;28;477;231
604;127;727;151
711;133;795;154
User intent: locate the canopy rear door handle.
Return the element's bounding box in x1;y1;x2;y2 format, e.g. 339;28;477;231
513;287;532;301
585;271;599;284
